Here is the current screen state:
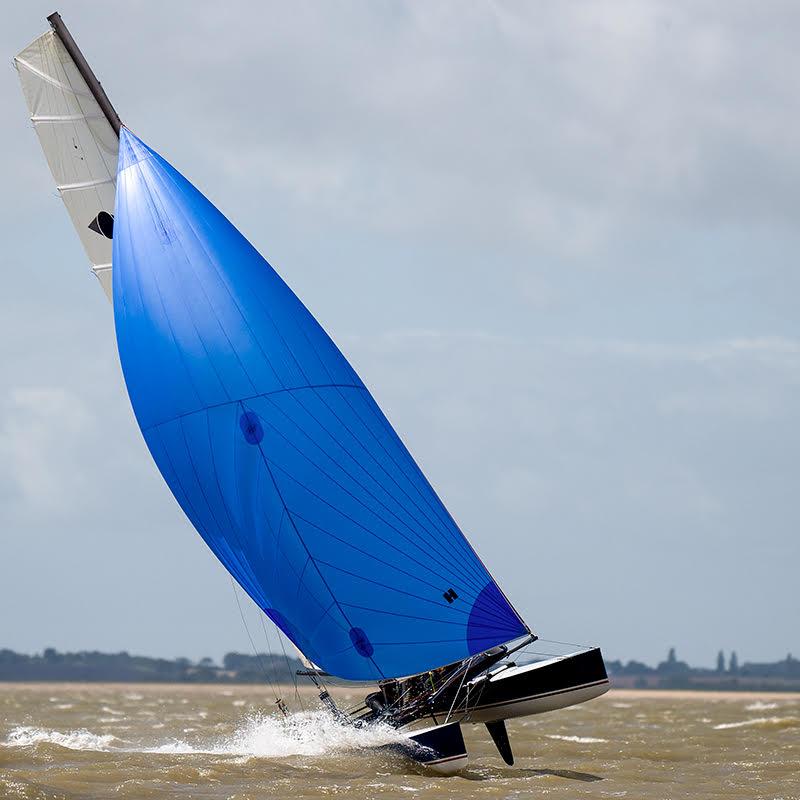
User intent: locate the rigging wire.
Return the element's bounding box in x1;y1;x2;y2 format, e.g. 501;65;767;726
229;576;287;716
444;656;473;724
272;622;306;711
259;611;306;712
536;638;592;649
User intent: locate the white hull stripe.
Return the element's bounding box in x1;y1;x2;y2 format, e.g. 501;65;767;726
427;752;468;765
471;678;610;713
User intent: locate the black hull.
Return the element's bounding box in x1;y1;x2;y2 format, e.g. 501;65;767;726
422;648;609;722
355;647;609;771
383;721;468;774
458;647;609;723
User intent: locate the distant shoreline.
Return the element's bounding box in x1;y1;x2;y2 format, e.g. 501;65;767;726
1;683;799;700
4;649;797;691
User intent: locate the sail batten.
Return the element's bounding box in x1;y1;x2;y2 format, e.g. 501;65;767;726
113;127;528;680
58;177;115;192
15;56;94;96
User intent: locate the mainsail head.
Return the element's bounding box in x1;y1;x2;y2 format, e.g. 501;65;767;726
14;21;119;298
112;127;528;681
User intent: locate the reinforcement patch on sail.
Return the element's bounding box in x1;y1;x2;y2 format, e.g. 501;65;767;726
112;128;527;681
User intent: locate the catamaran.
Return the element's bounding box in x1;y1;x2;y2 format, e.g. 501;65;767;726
14;13;609;772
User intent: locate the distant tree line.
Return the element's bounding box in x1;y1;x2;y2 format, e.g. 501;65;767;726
607;648;800;691
0;648;302;683
3;646;798;690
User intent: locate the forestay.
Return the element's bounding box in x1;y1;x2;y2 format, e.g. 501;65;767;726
14;30;118;298
113;128;529;681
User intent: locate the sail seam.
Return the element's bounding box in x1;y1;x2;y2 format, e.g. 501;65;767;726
356;391;489;571
144;156;275;397
139;384;365;433
244;399;385;679
262;447;489;603
122;160;217;414
331;572;525;631
324;386;490;586
275;387;490;590
358;388;529;630
258;394;488;596
289;510;471;599
313;560;482;621
149;144;313;391
127;153;252;420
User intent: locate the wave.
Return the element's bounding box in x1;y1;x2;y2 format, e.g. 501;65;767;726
4;711;404;759
153;711;404;757
6;726;118;751
713;716;799;731
745;701;778;711
545;734;608;743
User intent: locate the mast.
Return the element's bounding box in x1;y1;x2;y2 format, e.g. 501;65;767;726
46;11;122;137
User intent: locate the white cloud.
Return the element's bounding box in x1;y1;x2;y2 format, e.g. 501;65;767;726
175;1;800;252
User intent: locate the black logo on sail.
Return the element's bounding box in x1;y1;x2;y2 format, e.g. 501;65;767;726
88;211;114;239
443;588;459;603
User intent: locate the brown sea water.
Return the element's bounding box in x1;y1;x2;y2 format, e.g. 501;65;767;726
0;683;797;799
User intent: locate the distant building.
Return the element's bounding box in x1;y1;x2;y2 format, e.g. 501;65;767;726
606;649;800;692
729;651;739;674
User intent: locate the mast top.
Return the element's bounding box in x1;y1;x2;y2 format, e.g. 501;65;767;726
46;11;122;136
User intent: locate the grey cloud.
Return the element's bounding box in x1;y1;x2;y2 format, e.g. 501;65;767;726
0;0;797;666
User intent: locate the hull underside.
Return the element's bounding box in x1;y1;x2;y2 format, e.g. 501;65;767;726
394;721;468;775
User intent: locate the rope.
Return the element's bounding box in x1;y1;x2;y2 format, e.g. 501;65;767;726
444;657;472;724
229;577;284;712
536;638;591;649
274;625;306;711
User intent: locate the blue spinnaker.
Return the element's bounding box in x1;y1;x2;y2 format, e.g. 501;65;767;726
112;128;527;680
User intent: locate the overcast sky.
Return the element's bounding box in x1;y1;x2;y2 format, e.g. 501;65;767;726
1;1;797;668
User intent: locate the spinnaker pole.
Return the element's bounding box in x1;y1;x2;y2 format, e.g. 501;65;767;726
46;11;122;136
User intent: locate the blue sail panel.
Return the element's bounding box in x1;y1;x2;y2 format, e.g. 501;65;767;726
112;128;528;681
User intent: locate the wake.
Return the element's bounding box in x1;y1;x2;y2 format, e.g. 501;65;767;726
5;710;404;758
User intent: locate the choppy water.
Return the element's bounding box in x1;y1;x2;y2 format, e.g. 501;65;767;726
1;684;798;799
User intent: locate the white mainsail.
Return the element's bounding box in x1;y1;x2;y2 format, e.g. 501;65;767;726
14;29;118;299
